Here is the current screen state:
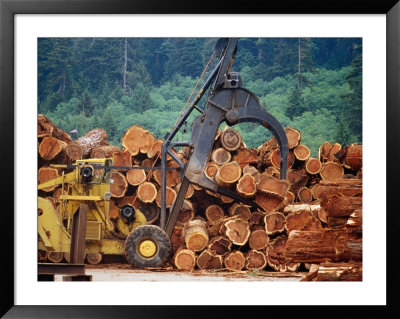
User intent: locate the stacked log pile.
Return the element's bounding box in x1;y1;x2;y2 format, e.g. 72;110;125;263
37;115;363;280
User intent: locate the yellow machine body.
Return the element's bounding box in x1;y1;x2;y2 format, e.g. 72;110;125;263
37;158;146;256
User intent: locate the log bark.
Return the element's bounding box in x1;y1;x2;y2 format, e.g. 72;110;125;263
90;145;120;159
235;173;256;197
183;219;209;252
346;209;362;233
66;128;108;160
171;225;185;253
248;227;269;250
224;251;245;271
207;236;232;256
220;128;242;151
205;204;225;223
285;229;362;263
173;247;196;271
126;166;146;186
283;204;321;216
264;212;286;235
320;161;344;180
155;187;177;208
227;204;251;220
321;194;362;218
214;161;242;188
38;137;67;161
223;219;250;245
38;114;72;143
305;262;362;281
197;250;223;270
48;252;64;263
297;187;313;203
311;179;362;200
255;191;286;213
293;144;310;161
245;250;267;270
211;147;231;165
305;158;322;175
86;253;102;265
257;175;290;196
286;168;308;196
266;235;292;272
110;172;128;198
137;182;157;203
242;165;260;184
285;209;322;233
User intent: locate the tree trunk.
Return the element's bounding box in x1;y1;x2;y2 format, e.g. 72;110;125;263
66;128;109;160
207;236;232;256
285;229;362;263
214;161;242;188
293;144;310;161
86;253;102;265
173;247;196;271
137;182;157;203
236;173;257;197
112;150;132;171
297;187;313;203
223;219;250;245
121;125;149;156
264;212;286;235
224;251;245;271
126;166;146;186
232;147;258;168
48;252;64;263
266;235;293;272
211;147;231;165
39;137;67;161
90;145;120;159
110;172;128;198
197;250;223;270
205;204;225;223
320;161;344;180
285;209;322;233
183;219;209;252
305;157;322;175
38;167;60;192
245;250;267;270
155;187;177;208
220;128;242;151
248;227;269;250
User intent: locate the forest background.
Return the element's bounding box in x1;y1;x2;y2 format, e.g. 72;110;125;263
38;37;362;156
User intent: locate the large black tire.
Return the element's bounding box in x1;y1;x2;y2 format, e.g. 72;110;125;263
124;225;172;268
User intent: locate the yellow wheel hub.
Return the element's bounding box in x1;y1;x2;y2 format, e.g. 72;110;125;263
139;240;157;258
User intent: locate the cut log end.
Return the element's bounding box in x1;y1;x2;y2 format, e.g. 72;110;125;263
211;148;232;165
293;144;310;161
220;128;242;151
137;182;157;203
320;162;344;180
236;173;257;197
224;251;246;271
174;248;196;271
223;219;250;245
305;158;322;175
264;212;286;235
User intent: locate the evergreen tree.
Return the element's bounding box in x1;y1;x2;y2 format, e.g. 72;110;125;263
131;82;151;112
76;90;95;116
102;108;117;142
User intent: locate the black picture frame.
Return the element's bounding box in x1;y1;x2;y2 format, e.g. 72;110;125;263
1;0;399;317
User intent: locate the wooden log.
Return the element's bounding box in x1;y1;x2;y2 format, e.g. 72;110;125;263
249;211;265;227
336;144;362;171
137;182;157;203
248;227;269;250
293;144;310;161
314;262;362;281
255;191;286;213
228;204;251;220
183;219;209;252
139;131;156;154
242;165;260;184
285;127;301;149
153;160;181;187
86;253;102;265
211;147;231;165
318;141;331;162
207;236;232;256
262;167;280;179
173;248;196;271
126;166;146;186
197;250;223;270
232;147;258;168
38;167;60;192
155;187;177;208
139;203;160;224
147;140;163;159
245;250;267;270
236;173;257;197
326;143;342;162
321;194;362;218
224;251;245;271
320;161;344;180
205;204;225;223
205;162;220;180
264;212;286;235
37;114;72;143
112;150;132;171
285;210;322;233
270;149;295;170
171;225;185;253
66;128;108;160
38;137;67;161
286;191;295;204
297;187;313;203
108;199;120;220
38;249;48;262
110;172;128;198
287;169;309;196
90;145;119;159
220;128;242;151
305;157;322;175
285;229;362;263
177;209;195;225
174;183;194;199
266;235;291;272
311;179;362;200
121;125;148;156
346;209;362;233
283;204;321;216
223;219;250;245
214;161;242;188
257;175;290;196
48;252;64;263
219;194;234;204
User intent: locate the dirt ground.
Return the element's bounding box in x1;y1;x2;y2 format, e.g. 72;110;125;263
54;263;306;281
